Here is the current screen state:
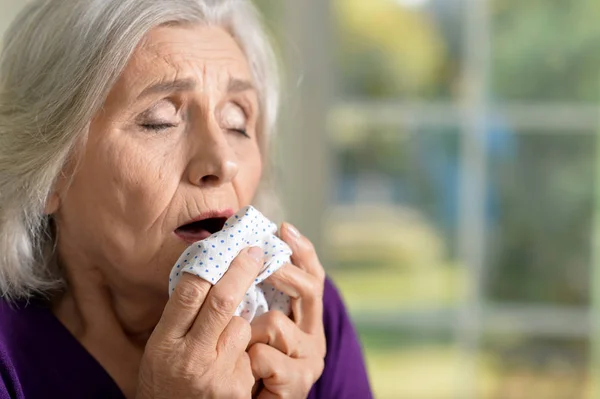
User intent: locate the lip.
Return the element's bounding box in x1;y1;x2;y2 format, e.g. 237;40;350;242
174;208;235;244
179;208;235;227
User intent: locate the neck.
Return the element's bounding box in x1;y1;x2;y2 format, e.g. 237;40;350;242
52;264;167;398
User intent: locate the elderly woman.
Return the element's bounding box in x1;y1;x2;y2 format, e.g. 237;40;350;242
0;1;372;398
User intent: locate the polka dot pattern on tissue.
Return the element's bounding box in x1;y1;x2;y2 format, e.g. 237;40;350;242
168;205;292;322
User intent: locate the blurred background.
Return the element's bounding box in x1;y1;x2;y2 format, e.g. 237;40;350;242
255;0;600;398
3;0;600;397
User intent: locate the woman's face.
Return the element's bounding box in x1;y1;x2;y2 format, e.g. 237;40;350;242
52;25;263;297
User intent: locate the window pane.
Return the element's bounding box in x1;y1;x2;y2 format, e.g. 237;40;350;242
359;325;461;399
491;0;600;102
480;334;589;399
333;0;464;101
485;131;595;306
328;125;465;309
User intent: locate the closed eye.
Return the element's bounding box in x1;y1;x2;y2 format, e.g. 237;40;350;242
221;102;250;139
230;128;250;138
140;122;179;132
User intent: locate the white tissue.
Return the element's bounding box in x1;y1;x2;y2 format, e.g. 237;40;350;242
168;205;292;321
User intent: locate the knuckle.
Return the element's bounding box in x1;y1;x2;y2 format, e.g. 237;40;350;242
263;311;288;341
247;343;264;360
298;275;322;300
176;280;203;309
307;274;321;290
269;311;287;335
207;292;237;317
266;309;285;324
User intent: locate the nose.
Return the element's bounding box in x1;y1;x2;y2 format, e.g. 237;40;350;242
186;122;240;187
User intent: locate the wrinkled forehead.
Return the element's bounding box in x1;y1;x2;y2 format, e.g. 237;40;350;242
121;24;255;94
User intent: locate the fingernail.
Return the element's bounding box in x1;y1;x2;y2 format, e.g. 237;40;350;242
248;246;263;263
286;223;300;240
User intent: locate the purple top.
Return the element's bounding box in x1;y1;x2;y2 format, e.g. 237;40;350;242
0;278;372;399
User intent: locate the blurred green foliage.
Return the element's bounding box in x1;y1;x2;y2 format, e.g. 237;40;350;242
492;0;600;102
487;134;594;305
252;0;600;395
332;0;600;307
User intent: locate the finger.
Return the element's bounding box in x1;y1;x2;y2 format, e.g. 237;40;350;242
218;316;252;356
267;264;324;335
280;223;325;282
235;352;256;393
248;344;316;398
157;272;212;340
248;343;294;384
248;310;305;358
187;247;263;348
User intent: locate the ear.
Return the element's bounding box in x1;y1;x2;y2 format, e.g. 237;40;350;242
44;163;71;215
44;192;60;215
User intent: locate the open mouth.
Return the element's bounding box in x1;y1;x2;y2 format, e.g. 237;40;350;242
175;217;228;243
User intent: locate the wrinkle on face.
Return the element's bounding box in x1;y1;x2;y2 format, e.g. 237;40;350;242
51;24;264;337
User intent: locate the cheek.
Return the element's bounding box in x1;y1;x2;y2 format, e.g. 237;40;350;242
98;135;184;227
234;146;263;205
61;131;183;246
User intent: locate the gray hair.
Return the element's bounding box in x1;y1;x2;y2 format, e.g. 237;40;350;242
0;0;281;301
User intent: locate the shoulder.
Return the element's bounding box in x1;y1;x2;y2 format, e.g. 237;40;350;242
321;277;361;354
0;297;125;399
321;277;353;337
0;298;38;399
322;278;343;316
0;297;70;398
0;297;54;355
309;277;373;399
0;298;40;358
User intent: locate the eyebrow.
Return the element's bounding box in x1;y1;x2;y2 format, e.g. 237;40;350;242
138;78;196;99
227;78;256;94
137;77;255;100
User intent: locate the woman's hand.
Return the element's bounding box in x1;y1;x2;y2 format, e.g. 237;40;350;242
136;247;264;399
248;223;327;399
